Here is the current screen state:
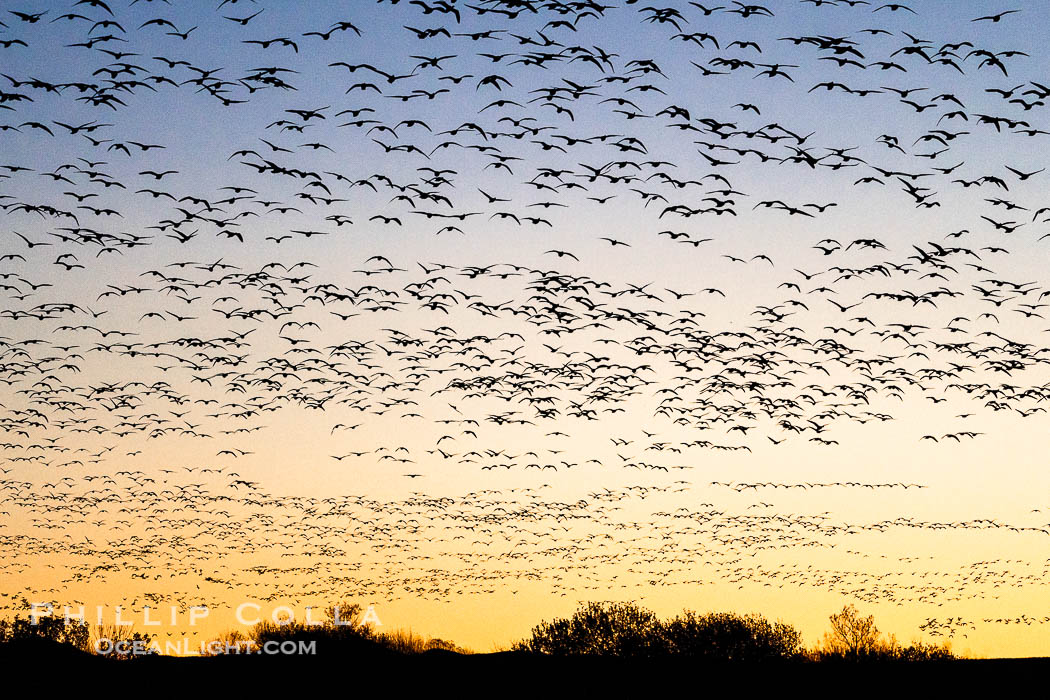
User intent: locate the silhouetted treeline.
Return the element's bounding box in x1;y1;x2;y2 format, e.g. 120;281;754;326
513;602;956;662
513;602;803;660
201;602;469;657
0;600;958;662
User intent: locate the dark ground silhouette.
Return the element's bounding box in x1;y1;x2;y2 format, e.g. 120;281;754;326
4;600;1048;685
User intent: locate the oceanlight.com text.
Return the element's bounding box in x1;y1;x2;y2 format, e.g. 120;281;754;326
95;639;318;656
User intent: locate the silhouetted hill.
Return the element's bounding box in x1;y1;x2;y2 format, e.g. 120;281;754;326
1;637;102;665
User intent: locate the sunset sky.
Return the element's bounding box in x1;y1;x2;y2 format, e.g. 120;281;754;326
2;0;1050;657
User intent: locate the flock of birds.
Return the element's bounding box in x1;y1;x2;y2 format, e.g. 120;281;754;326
2;0;1050;653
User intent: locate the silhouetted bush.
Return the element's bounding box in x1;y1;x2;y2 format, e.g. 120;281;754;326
90;624;156;659
809;637;956;663
241;603;386;657
893;640;956;662
513;601;668;658
664;611;804;661
514;602;803;660
0;610;90;652
205;601;472;656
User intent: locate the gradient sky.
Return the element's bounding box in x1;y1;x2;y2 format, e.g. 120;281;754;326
2;0;1050;657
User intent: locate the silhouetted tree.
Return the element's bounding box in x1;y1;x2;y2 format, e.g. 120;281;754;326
233;600;413;657
0;607;90;653
664;611;803;661
514;601;667;657
812;605;955;662
515;603;804;660
91;624;156;659
825;604;880;655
